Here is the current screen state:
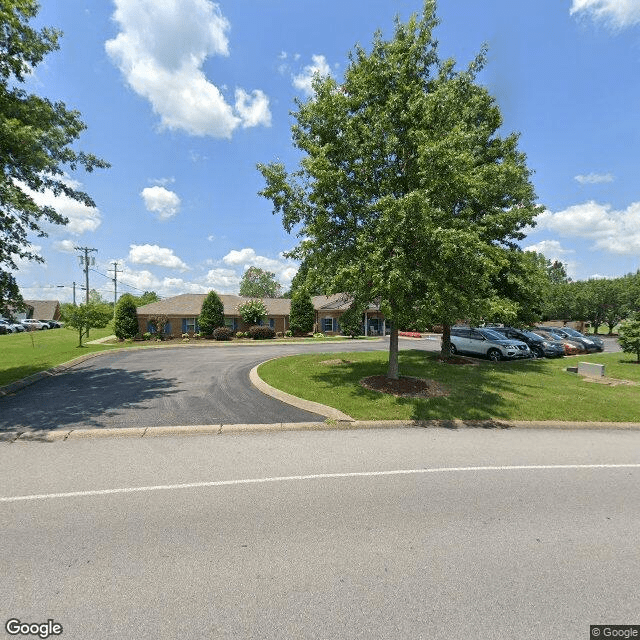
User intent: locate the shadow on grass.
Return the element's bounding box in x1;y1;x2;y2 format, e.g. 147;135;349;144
0;364;180;438
307;349;551;425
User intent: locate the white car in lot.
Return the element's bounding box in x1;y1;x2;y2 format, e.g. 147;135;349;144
20;319;49;330
0;319;25;333
448;327;532;361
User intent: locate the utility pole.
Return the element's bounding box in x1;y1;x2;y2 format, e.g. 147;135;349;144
109;262;122;318
74;246;97;304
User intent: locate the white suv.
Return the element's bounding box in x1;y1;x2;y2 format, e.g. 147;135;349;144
21;319;49;330
448;327;531;361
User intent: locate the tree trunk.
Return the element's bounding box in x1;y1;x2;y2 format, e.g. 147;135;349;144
440;323;451;359
386;322;399;380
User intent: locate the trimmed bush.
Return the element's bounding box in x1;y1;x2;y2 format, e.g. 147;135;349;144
284;329;292;337
213;327;233;341
249;325;276;340
114;293;139;340
289;290;315;335
199;291;224;336
235;331;244;338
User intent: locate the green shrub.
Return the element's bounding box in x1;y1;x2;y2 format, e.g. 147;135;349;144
313;332;325;338
235;331;244;338
237;299;268;326
289;290;315;335
284;329;292;337
199;291;224;336
213;327;233;341
249;325;276;340
143;332;152;341
114;294;139;339
618;314;640;362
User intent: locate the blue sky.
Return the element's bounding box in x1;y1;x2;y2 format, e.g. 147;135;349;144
15;0;640;303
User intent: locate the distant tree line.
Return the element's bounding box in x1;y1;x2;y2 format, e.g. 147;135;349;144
541;271;640;334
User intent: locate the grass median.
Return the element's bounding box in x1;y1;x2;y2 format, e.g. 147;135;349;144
257;350;640;422
0;325;126;387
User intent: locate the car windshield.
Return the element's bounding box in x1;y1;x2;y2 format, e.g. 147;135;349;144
517;330;540;340
479;329;504;340
562;328;583;337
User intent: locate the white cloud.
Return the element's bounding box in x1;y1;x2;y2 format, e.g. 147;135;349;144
570;0;640;27
204;268;241;290
18;179;102;235
105;0;271;137
293;54;332;97
534;200;640;255
140;186;181;220
128;244;189;271
234;89;271;128
53;239;76;253
523;239;575;258
574;172;614;184
221;247;298;288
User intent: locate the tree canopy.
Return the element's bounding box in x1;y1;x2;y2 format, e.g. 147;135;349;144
61;301;112;347
289;289;315;335
258;1;541;377
239;266;282;298
0;0;109;316
113;293;139;340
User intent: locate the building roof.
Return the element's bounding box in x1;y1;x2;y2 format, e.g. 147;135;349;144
312;294;381;312
137;293;293;317
137;292;382;317
23;300;61;320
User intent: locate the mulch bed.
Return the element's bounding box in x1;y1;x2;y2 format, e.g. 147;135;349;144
360;375;450;399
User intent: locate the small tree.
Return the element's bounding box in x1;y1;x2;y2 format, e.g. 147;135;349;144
339;303;365;338
618;314;640;363
289;290;315;335
113;294;139;339
199;291;224;336
61;302;112;347
237;299;267;326
239;266;282;298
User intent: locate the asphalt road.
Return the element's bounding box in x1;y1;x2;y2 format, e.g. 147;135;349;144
0;335;620;433
1;427;638;639
0;340;402;432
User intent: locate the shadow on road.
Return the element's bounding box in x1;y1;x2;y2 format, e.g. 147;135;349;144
0;365;180;435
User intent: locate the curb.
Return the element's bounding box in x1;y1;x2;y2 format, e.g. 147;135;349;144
3;419;640;443
249;360;355;422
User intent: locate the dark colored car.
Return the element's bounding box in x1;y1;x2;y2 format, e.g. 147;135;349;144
535;326;599;353
558;327;604;352
491;327;564;358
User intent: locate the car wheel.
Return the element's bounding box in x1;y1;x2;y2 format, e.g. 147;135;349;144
533;347;544;359
488;348;501;362
449;343;457;355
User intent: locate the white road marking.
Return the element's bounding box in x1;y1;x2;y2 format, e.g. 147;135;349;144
1;463;639;503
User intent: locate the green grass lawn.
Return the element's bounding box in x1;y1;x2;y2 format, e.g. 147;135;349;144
258;350;640;422
0;325;126;387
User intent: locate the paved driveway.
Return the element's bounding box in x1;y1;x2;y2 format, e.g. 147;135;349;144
0;340;412;433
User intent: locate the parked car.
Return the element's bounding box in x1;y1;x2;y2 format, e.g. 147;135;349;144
557;326;604;352
38;319;61;329
535;326;599;353
0;319;25;333
448;327;532;361
533;328;581;355
20;319;49;330
491;327;564;358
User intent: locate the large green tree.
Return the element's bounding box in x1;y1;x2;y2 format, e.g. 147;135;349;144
239;266;282;298
0;0;109;316
258;1;541;378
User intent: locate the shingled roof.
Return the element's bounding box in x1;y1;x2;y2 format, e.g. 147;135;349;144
23;299;61;321
137;293;293;316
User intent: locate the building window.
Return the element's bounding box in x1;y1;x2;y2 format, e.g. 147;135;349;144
182;318;199;333
224;317;237;330
269;318;275;329
322;317;334;332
